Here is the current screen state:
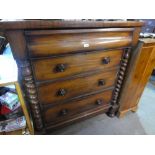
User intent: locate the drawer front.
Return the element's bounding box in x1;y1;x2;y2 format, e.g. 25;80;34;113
32;49;123;82
26;28;133;57
44;89;113;124
38;69;117;105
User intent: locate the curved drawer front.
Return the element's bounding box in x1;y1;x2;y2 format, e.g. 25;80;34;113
26;28;133;57
32;49;122;82
44;89;113;124
37;69;117;105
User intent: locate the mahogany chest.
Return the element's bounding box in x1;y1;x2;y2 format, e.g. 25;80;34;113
0;20;144;134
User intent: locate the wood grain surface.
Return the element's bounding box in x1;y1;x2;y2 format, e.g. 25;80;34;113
32;49;123;82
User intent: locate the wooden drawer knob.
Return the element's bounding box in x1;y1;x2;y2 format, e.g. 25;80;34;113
55;64;66;72
102;57;110;64
60;109;68;116
96;99;103;105
57;88;67;96
98;79;106;86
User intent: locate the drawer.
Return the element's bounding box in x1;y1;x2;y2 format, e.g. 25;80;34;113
32;49;123;82
25;28;133;57
44;89;113;124
37;69;117;105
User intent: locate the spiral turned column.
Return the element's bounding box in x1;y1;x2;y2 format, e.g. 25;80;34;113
19;61;43;131
107;48;131;117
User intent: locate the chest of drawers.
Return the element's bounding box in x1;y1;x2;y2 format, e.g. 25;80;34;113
0;20;144;134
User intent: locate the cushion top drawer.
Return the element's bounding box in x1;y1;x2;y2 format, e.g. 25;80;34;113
32;49;123;82
43;89;113;125
37;69;117;105
25;28;133;57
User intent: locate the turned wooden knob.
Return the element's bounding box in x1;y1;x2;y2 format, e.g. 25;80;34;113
98;79;105;86
55;64;66;72
102;57;110;64
96;99;103;105
57;88;67;96
60;109;68;116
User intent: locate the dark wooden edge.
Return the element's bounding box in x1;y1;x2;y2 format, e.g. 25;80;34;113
29;47;132;60
25;28;135;35
35;66;120;86
0;20;145;30
107;48;131;117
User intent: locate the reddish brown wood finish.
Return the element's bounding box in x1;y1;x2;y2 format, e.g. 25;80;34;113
44;89;113;124
119;39;155;117
26;29;132;57
37;69;118;105
32;49;123;82
0;20;143;134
